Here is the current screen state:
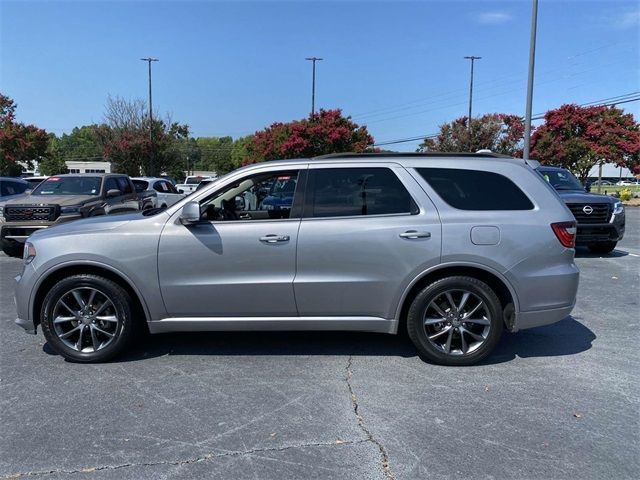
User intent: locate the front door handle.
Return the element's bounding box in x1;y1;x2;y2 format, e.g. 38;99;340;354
399;230;431;239
259;234;290;243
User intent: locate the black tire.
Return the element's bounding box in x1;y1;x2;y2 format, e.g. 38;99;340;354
40;274;135;362
407;276;503;366
1;242;23;257
587;242;617;254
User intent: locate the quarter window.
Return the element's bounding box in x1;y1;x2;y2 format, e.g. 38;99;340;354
416;168;534;210
308;168;417;218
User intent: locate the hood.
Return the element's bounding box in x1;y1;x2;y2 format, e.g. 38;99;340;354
555;190;617;204
30;212;143;240
5;194;98;206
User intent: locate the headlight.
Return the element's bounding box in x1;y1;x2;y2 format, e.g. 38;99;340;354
0;205;4;219
60;205;81;215
23;242;36;264
264;204;274;210
613;201;624;215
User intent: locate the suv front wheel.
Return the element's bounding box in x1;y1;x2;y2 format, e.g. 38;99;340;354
407;276;503;366
40;275;135;362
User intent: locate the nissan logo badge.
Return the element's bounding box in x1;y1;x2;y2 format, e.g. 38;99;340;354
582;205;594;215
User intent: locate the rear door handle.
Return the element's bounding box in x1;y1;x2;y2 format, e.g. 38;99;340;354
259;234;290;243
399;230;431;239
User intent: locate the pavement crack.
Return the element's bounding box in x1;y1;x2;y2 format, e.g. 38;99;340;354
2;440;368;479
345;355;396;480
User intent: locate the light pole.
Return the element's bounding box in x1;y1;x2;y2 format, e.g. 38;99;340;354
141;57;159;174
464;56;481;148
305;57;323;116
523;0;538;160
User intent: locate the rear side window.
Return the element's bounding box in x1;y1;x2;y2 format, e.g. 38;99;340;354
417;168;534;210
308;168;417;218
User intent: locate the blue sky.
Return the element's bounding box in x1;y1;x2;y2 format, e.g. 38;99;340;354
1;0;639;151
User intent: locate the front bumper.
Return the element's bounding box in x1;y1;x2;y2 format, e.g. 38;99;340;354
1;216;82;244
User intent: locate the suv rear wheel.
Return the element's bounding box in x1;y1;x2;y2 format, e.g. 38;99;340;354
40;275;135;362
407;276;503;366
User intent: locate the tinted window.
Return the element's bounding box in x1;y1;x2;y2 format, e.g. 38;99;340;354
116;177;132;194
308;168;416;218
32;177;102;196
165;181;179;194
537;168;584;191
1;180;28;196
153;181;169;193
417;168;533;210
132;180;149;193
104;178;120;194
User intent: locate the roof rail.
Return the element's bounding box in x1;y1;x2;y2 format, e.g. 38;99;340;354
313;151;513;160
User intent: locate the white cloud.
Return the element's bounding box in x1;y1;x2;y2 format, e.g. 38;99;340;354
618;10;640;29
477;12;513;25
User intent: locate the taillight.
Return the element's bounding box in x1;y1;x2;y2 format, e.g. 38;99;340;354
551;221;577;248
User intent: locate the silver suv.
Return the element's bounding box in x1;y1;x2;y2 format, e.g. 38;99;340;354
14;153;579;365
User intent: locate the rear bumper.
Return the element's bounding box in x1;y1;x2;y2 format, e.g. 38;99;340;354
514;302;575;331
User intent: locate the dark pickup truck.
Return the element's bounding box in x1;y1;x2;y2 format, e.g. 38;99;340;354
0;174;140;257
538;166;625;254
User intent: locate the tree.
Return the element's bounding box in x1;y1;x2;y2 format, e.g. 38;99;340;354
417;113;524;156
244;109;374;164
531;104;640;182
49;125;102;162
39;134;69;175
230;135;253;170
0;93;49;175
94;96;191;177
196;136;234;174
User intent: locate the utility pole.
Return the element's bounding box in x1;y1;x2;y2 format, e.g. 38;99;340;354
141;57;159;174
305;57;323;116
464;56;481;150
523;0;538;160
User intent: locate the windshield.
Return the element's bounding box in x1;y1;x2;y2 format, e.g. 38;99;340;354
32;176;102;196
537;169;584;191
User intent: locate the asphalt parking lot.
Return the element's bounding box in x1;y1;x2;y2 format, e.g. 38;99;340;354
1;210;638;480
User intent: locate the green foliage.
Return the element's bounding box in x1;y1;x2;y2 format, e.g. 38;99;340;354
231;135;253;170
619;188;633;201
49;125;102;161
417;114;525;156
196;136;234;175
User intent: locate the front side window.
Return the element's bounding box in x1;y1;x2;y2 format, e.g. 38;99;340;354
308;167;417;218
1;180;28;196
116;177;132;194
200;170;301;221
31;176;102;196
104;178;120;194
417;168;534;210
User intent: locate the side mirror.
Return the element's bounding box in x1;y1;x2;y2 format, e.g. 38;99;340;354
235;195;246;210
106;189;121;198
179;201;201;224
178;189;184;194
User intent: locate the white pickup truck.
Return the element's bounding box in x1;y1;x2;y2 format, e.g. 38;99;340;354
175;175;217;195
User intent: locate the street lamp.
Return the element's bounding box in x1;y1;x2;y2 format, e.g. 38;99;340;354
464;56;481;146
523;0;538;160
305;57;323;116
140;57;159;174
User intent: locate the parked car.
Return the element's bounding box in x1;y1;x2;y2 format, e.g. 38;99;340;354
132;177;185;209
14;152;579;365
259;174;297;218
616;179;639;186
588;179;613;186
0;177;30;202
176;175;217;195
22;176;49;190
1;174;140;257
537;166;624;254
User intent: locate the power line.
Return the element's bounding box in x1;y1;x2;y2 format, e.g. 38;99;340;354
373;94;640;147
